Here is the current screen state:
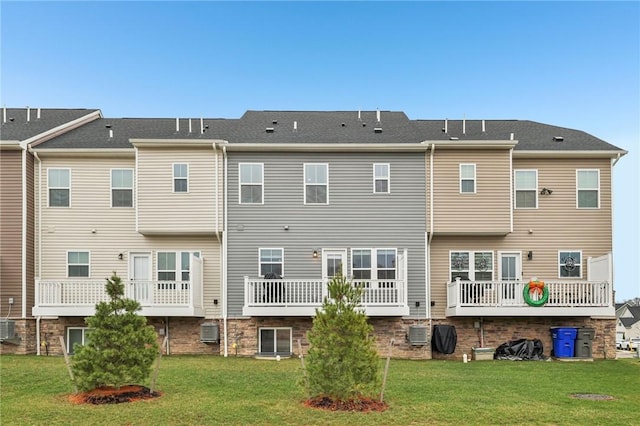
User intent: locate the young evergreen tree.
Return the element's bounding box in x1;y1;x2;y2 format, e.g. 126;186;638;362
305;274;381;401
71;273;159;392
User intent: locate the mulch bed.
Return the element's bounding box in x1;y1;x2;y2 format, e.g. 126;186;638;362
304;396;388;412
69;385;161;405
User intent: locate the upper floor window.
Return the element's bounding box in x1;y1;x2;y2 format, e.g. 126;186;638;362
111;169;133;207
559;250;582;278
259;248;283;277
239;163;264;204
67;251;89;277
304;163;328;204
373;163;390;193
48;168;70;207
577;169;599;208
460;164;476;193
173;163;188;193
450;250;493;281
514;170;537;208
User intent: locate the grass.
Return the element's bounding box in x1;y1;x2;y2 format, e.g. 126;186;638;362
1;355;639;425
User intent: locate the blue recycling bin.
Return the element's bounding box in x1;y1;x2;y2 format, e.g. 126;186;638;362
550;327;578;358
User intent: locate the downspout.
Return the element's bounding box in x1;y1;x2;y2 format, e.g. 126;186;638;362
21;147;27;318
213;143;220;243
222;146;229;357
509;148;513;233
427;143;435;325
32;150;43;356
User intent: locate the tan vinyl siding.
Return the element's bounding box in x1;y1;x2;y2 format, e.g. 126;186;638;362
36;156;221;318
429;157;614;318
137;148;222;234
0;150;23;316
431;149;511;234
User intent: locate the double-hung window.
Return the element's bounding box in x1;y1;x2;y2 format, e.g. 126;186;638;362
373;163;390;193
173;163;188;193
351;248;396;287
239;163;264;204
559;250;582;278
577;169;599;208
157;251;200;289
304;163;328;204
514;170;537;208
67;251;90;277
259;248;283;277
460;164;476;193
111;169;133;207
48;168;70;207
352;249;372;280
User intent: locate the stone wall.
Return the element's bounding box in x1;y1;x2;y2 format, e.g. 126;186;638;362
0;319;37;355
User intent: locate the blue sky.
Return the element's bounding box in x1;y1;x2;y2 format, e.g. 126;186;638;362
2;1;638;301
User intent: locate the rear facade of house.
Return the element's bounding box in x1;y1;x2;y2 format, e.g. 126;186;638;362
0;108;626;360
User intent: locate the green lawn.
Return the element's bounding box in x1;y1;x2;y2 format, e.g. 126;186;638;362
1;355;639;425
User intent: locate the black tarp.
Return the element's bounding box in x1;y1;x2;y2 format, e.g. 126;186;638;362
494;339;547;360
432;325;457;354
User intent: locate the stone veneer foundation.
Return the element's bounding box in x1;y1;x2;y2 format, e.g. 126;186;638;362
1;316;616;360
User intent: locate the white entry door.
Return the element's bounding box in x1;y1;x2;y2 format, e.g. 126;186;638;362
129;252;152;305
499;252;521;302
322;249;347;282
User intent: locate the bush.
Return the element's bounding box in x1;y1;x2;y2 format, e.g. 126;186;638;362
305;274;381;401
71;273;159;391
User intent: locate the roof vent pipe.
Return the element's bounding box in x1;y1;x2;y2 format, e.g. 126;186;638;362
358;110;361;121
176;118;179;132
200;118;204;134
189;119;192;133
510;133;514;141
376;109;381;123
444;119;448;134
27;107;30;122
293;121;297;131
463;116;466;135
37;108;41;119
2;106;6;123
482;119;486;133
109;129;113;138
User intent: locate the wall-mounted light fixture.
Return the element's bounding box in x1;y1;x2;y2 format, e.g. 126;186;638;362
527;251;533;260
118;253;124;260
283;225;289;231
312;250;318;258
540;188;553;195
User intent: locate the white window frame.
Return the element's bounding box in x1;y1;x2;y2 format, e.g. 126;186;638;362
576;169;600;209
351;249;372;280
258;327;292;355
259;248;284;277
449;250;494;281
67;250;90;278
303;163;329;205
66;327;92;355
460;164;476;194
239;163;264;204
558;250;582;278
157;250;200;282
350;248;397;281
173;163;189;193
514;169;538;209
111;168;134;208
48;168;71;207
373;163;390;194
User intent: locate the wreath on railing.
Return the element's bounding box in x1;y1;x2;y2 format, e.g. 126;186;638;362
523;279;549;307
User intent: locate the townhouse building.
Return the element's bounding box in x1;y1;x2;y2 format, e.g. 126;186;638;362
1;108;101;354
0;108;627;359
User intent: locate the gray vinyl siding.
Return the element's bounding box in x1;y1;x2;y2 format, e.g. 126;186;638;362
226;151;427;317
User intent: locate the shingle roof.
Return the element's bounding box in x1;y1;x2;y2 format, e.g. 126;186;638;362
0;108;99;141
37;117;239;149
33;109;626;153
411;119;624;151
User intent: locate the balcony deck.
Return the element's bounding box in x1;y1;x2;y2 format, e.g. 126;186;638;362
446;279;615;317
242;277;410;316
32;279;204;317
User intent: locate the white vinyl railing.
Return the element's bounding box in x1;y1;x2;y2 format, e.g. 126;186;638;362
447;278;612;308
35;279;195;307
244;277;407;307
